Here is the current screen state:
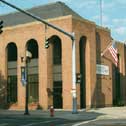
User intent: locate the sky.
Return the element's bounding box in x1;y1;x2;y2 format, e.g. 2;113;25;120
0;0;126;42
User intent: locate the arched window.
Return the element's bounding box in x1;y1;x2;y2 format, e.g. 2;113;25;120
7;43;17;61
79;36;87;108
6;42;17;104
27;40;38;58
26;39;39;103
49;35;62;108
51;37;62;65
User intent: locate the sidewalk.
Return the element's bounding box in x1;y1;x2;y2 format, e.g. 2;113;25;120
0;106;126;121
0;109;100;121
53;106;126;121
89;106;126;119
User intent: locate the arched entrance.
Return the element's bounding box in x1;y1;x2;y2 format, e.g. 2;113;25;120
113;54;120;106
79;36;87;108
26;39;39;103
6;42;17;104
49;35;62;108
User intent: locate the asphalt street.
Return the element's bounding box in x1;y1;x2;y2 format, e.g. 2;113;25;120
0;110;84;126
0;116;77;126
75;119;126;126
0;109;101;126
0;107;126;126
1;116;126;126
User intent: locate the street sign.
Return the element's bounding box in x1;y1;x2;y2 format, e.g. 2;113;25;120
96;64;109;75
21;66;27;86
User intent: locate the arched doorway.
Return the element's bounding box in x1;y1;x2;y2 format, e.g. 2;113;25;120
49;35;62;108
79;36;87;108
26;39;39;103
6;42;17;104
113;54;120;106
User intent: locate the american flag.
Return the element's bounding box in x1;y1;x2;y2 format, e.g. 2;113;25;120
108;41;118;66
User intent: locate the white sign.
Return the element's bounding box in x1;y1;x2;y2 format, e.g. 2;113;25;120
96;64;109;75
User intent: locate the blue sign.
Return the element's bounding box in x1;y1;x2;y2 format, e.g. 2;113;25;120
21;66;27;86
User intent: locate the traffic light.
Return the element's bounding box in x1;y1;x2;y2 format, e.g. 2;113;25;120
45;39;49;49
76;73;82;83
0;20;3;34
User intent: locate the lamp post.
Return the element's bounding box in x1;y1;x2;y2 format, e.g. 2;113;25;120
24;51;32;115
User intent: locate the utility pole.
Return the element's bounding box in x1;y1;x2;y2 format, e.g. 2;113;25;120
48;0;53;3
0;0;77;114
100;0;103;26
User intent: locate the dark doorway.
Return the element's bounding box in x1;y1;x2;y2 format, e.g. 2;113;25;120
115;68;120;104
113;54;120;106
7;43;17;103
53;81;62;108
79;36;86;108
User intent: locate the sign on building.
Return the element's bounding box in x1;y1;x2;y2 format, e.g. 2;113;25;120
96;64;109;75
21;66;27;85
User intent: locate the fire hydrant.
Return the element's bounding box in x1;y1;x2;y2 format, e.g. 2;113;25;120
50;105;54;117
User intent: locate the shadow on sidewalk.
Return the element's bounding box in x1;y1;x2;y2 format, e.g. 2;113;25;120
0;109;105;122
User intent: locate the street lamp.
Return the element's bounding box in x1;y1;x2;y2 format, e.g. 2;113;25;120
21;50;32;115
24;50;32;115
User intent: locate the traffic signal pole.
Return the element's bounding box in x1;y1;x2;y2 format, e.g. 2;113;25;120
0;0;77;114
72;33;77;113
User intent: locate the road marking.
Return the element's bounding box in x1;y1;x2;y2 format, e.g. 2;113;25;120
60;123;73;126
72;118;98;126
0;123;8;126
20;119;59;126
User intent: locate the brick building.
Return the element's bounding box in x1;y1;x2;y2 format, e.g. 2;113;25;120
0;1;126;110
